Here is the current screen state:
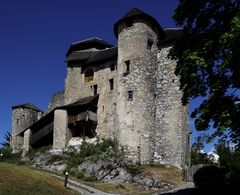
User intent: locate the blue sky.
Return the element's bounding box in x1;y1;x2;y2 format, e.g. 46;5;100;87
0;0;210;151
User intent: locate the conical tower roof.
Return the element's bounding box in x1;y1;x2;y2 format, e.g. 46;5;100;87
114;8;165;39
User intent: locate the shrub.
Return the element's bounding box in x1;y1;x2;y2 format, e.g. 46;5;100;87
125;164;142;176
83;176;97;182
67;154;85;168
193;166;225;189
76;171;85;179
0;147;21;164
89;155;100;163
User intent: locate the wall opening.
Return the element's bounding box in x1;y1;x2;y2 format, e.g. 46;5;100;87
70;121;97;139
84;69;94;83
109;78;114;90
93;85;98;96
128;90;133;101
110;64;115;71
124;60;130;76
147;39;153;50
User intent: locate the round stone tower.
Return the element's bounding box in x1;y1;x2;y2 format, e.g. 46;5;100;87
12;104;42;153
114;8;166;163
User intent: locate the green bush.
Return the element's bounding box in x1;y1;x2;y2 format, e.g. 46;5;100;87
67;138;118;168
83;176;97;182
0;147;21;164
193;166;225;189
67;154;85;168
125;164;142;176
89;155;100;163
76;171;85;179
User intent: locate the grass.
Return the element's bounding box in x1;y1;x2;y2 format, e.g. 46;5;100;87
141;164;184;186
81;164;183;195
0;163;80;195
82;182;154;195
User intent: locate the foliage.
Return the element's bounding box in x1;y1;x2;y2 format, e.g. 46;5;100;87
191;136;215;165
76;171;85;179
214;139;240;189
170;0;240;146
125;164;142;176
28;145;52;160
0;147;22;164
193;166;225;189
67;138;117;168
1;131;12;148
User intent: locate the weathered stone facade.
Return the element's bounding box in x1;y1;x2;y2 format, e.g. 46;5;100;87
12;8;190;168
12;104;43;153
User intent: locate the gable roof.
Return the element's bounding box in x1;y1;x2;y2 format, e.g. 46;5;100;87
12;103;42;112
114;8;166;39
66;37;114;57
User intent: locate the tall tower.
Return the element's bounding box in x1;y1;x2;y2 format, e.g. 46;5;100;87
12;104;42;153
114;8;166;163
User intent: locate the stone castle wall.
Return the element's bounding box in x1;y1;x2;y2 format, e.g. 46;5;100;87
48;91;64;112
154;46;188;167
12;108;40;152
64;59;118;139
116;19;159;163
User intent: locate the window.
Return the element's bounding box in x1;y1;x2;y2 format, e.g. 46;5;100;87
84;69;94;83
147;39;153;50
110;64;115;71
128;90;133;101
93;85;98;96
109;79;114;90
124;60;130;76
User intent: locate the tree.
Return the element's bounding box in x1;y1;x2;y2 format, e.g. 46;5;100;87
1;131;12;148
191;135;215;165
215;139;240;170
169;0;240;146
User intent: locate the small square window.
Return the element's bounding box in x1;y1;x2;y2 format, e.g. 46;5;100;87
93;85;98;96
128;90;133;101
124;60;130;76
109;79;114;90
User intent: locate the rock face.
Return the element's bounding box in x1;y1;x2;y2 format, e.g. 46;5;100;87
12;8;190;169
27;142;175;192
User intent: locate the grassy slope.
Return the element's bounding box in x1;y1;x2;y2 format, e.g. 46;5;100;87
82;165;183;195
0;163;79;195
142;164;184;186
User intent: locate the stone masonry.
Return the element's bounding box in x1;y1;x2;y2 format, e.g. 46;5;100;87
12;8;190;169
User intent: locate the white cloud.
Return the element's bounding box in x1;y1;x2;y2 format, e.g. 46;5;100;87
207;147;219;163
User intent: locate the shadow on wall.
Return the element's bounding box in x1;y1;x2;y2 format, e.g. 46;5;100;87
160;165;239;195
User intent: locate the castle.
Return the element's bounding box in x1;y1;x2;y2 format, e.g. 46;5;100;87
12;8;190;169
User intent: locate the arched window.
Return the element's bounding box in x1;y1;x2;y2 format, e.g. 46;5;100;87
84;69;94;83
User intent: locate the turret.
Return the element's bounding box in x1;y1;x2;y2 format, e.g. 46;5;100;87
12;103;42;153
114;8;166;163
